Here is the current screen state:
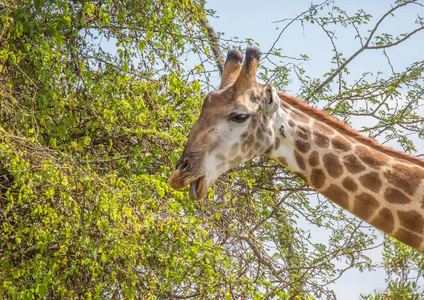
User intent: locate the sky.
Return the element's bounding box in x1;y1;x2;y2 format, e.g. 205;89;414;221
206;0;424;91
205;0;424;299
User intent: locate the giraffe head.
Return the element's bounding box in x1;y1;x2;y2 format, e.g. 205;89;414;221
170;48;281;199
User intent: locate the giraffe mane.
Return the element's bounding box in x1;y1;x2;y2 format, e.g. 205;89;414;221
278;91;424;168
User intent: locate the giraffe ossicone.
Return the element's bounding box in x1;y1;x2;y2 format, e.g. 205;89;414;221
169;47;424;253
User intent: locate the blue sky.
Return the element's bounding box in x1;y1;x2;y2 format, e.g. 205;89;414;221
205;1;424;299
207;0;424;91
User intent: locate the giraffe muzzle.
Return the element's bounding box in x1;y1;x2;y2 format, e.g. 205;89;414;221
169;170;206;200
170;155;207;200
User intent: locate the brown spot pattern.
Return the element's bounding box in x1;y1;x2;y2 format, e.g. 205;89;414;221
278;156;288;166
356;145;388;169
359;172;382;193
384;188;411;204
311;168;326;189
332;136;352;152
279;125;286;138
384;164;424;196
295;172;307;182
229;155;242;165
256;128;264;140
288;120;295;127
294;151;306;170
353;193;380;220
309;151;320;167
274;138;281;150
230;143;239;156
322;184;349;209
343;155;366;174
395;228;422;249
323;153;343;178
295;140;311;153
371;208;395;233
398;210;424;234
297;126;310;140
342;177;358;192
314;133;330;148
241;138;253;152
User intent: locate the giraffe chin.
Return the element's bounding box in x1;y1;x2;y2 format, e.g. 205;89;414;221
188;176;206;200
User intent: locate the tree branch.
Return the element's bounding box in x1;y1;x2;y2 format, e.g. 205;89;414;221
199;16;224;75
306;0;424;101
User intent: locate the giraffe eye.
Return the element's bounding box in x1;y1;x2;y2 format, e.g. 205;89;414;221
230;113;250;123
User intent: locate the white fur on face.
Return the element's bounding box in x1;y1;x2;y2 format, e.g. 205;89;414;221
203;118;250;186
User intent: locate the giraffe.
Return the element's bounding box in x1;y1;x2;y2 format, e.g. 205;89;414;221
169;47;424;253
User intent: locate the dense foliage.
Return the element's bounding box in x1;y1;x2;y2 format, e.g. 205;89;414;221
0;0;423;299
0;1;220;298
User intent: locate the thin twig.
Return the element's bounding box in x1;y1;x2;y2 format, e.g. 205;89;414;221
306;0;423;100
199;16;224;75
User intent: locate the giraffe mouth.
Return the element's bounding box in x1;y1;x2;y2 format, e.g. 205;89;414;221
188;176;206;200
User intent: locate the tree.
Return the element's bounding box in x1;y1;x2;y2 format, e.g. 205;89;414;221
0;0;423;299
1;0;224;298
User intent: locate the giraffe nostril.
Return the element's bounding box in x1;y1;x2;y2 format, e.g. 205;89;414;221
180;158;190;171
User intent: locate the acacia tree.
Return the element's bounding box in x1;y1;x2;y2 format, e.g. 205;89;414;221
0;0;423;299
0;1;226;298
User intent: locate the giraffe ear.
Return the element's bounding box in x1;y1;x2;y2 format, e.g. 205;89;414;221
262;84;280;116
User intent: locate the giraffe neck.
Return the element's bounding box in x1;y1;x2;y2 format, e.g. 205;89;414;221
267;93;424;253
